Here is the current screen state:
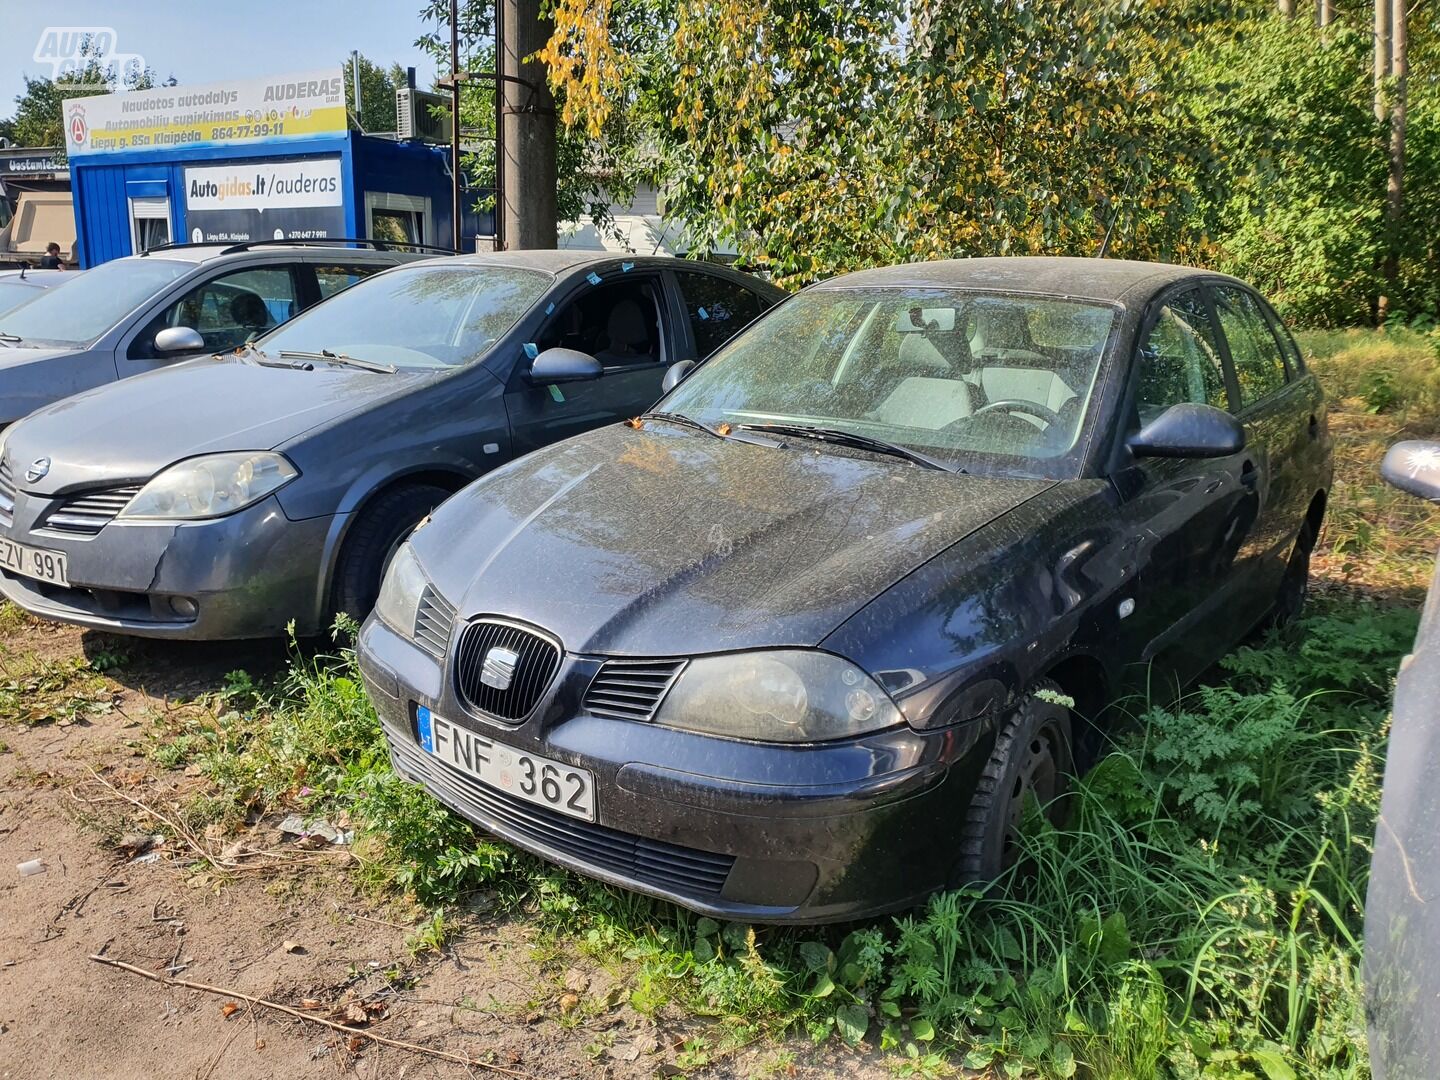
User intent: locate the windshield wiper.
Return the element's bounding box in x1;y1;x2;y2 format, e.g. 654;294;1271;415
639;410;726;439
280;349;397;374
0;331;23;344
735;423;957;472
236;344;313;370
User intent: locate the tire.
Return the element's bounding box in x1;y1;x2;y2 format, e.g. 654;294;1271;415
955;681;1074;887
1270;520;1317;629
331;484;451;622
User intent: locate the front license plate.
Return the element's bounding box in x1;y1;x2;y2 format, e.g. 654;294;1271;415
0;537;68;586
416;705;596;822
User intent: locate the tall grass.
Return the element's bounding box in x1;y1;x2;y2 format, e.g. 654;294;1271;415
146;601;1411;1078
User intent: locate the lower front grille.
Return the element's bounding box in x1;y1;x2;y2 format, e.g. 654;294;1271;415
385;721;736;898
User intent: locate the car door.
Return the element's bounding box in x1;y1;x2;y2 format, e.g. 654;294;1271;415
1210;283;1316;595
1110;285;1264;690
669;267;772;362
123;262;304;372
504;273;676;455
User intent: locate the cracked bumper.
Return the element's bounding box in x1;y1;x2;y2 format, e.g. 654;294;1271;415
0;494;338;639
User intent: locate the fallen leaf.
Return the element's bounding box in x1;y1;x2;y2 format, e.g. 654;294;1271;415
300;998;323;1010
347;1034;365;1052
221;1002;241;1019
343;1002;369;1024
253;1038;265;1050
607;1042;641;1062
558;992;580;1015
563;967;590;993
282;940;304;954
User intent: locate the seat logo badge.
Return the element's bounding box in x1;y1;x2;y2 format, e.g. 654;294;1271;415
25;457;50;483
480;646;520;691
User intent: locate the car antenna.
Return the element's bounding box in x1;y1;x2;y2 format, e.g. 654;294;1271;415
17;265;25;280
1094;174;1137;260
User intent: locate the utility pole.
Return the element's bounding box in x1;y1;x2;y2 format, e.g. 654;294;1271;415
500;0;557;249
449;0;463;251
1317;0;1334;26
1279;0;1296;16
351;51;364;131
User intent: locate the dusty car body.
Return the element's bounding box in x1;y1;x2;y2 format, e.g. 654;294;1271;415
1365;439;1440;1080
0;253;782;639
358;256;1332;923
0;240;423;427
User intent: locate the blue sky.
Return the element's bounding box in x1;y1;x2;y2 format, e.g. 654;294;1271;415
0;0;444;122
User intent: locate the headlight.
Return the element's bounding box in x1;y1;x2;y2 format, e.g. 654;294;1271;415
374;542;427;639
118;452;298;520
652;649;902;743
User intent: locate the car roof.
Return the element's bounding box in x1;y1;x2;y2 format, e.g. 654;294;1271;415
130;244;423;266
809;256;1245;304
441;251;679;274
0;270;59;287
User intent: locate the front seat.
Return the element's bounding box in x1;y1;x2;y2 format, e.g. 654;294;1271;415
593;298;653;366
229;292;273;336
866;332;977;430
971;305;1075;418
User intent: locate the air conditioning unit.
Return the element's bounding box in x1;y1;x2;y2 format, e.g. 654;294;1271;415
396;88;453;144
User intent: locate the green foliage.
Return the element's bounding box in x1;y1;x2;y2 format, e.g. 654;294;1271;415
341;54;404;135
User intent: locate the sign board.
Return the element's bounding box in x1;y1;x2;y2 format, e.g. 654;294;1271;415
0;149;67;176
183;158;345;244
63;69;347;157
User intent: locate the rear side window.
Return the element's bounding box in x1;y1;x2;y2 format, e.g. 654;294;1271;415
1134;288;1230;424
675;271;767;358
314;263;385;301
1214;285;1288;406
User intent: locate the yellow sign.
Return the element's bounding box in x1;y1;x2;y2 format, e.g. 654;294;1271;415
64;69;348;157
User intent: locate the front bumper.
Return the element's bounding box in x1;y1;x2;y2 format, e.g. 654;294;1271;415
357;614;996;924
0;492;337;640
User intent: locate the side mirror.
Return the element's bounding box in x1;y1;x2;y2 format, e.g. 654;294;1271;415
1128;402;1245;459
1382;440;1440;503
529;347;602;384
154;325;206;355
661;359;696;394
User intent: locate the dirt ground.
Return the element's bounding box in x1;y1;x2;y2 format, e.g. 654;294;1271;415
0;621;889;1080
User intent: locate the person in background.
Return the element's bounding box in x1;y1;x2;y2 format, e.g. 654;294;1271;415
38;243;64;270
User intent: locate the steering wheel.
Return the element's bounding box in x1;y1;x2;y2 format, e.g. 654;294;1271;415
972;399;1062;427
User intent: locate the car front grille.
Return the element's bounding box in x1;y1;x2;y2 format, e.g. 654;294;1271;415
453;618;561;722
42;485;142;535
385;720;736;898
0;460;13;530
583;658;687;721
412;585;456;660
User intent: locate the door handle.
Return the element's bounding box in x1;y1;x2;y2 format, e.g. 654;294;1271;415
1239;461;1259;490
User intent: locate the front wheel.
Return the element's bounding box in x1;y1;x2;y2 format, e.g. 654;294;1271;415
954;682;1073;887
331;484;451;623
1270;520;1317;629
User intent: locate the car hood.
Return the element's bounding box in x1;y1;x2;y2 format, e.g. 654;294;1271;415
5;356;430;494
414;424;1053;656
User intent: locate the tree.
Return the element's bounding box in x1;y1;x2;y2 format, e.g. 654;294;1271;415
415;0;624;231
343;54;406;134
541;0;1232;283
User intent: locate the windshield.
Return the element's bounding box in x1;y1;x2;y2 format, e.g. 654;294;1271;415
256;263;550;370
662;288;1118;476
0;281;43;318
0;258;189;347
